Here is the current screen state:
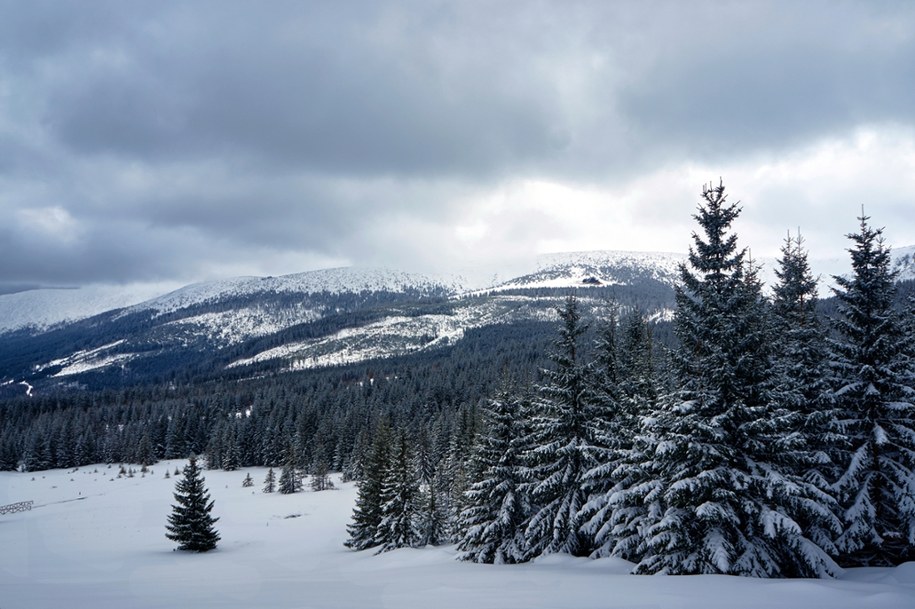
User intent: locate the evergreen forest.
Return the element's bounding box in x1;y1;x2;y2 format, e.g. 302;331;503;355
2;181;914;577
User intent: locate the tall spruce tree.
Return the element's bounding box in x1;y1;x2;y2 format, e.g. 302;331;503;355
345;422;392;551
165;456;220;552
278;449;302;494
375;430;421;552
523;295;598;557
582;310;659;558
771;231;838;464
768;231;844;564
458;390;531;563
830;214;915;566
634;181;839;577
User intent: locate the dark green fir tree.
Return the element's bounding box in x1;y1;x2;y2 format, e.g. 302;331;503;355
634;181;839;577
345;422;392;551
165;456;220;552
263;467;276;493
458;389;531;563
830;214;915;567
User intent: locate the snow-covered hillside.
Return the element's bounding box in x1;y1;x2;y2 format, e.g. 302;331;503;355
4;245;912;337
3;246;913;389
228;295;561;371
892;244;915;282
487;250;686;292
1;462;913;609
132;267;465;316
0;282;181;334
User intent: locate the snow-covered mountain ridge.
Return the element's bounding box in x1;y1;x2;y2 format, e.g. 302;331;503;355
2;247;913;395
131;267;465;316
487;250;686;292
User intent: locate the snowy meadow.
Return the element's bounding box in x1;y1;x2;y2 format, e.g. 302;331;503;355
2;461;914;609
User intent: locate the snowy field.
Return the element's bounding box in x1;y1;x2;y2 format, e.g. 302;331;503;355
2;461;914;609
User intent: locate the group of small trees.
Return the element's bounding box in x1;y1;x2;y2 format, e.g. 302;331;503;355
452;181;915;576
262;454;334;494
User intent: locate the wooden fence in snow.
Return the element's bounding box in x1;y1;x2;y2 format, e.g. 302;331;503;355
0;500;33;515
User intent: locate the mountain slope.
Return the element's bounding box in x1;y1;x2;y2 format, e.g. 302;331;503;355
2;247;912;395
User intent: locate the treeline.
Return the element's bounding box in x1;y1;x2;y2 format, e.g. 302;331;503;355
0;321;559;474
345;182;915;578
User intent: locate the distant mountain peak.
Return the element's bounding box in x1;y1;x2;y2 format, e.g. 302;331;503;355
484;249;686;293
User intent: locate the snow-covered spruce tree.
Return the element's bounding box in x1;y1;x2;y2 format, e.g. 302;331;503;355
767;231;844;563
278;450;303;494
417;467;450;547
345;422;392;551
524;295;599;557
771;231;838;462
437;409;479;542
830;214;915;567
582;310;660;559
634;181;839;577
414;429;449;546
242;472;254;487
375;430;421;553
263;467;276;493
165;456;220;552
458;390;532;563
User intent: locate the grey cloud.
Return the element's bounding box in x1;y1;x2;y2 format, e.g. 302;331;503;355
33;1;566;178
1;1;914;286
608;3;915;166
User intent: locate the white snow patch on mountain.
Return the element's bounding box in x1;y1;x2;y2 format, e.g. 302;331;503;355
891;244;915;282
35;340;137;377
163;305;323;346
52;352;137;377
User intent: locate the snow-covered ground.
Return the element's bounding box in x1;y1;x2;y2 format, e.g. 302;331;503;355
2;462;913;609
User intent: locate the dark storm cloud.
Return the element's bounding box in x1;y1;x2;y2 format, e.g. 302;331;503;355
1;0;914;285
34;1;566;176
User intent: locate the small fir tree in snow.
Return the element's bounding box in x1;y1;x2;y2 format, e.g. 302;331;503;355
263;467;276;493
417;469;449;547
310;461;334;492
829;214;915;567
278;458;302;494
165;456;220;552
458;390;531;563
242;472;254;488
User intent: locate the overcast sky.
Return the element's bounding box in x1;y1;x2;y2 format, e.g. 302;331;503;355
2;0;914;290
